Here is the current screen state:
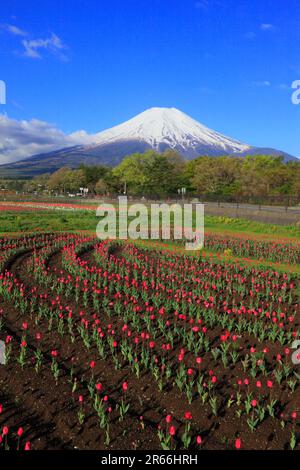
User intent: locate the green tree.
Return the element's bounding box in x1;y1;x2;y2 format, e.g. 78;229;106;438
48;168;85;193
113;150;185;197
113;151;157;195
95;178;108;195
191;156;241;195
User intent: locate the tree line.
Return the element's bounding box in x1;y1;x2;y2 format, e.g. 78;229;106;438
1;151;300;202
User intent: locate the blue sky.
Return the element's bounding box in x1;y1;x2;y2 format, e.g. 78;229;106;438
0;0;300;158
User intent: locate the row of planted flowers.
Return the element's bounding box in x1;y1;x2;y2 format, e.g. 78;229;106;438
0;232;299;449
167;232;300;265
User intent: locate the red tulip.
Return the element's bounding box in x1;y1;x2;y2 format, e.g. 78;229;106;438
122;381;128;392
235;438;241;449
2;426;9;436
17;427;24;437
197;435;202;445
24;441;31;451
169;426;176;436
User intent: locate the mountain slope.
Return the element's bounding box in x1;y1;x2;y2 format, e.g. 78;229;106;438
91;107;251;155
0;107;296;177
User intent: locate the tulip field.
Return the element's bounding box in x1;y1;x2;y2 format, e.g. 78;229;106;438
0;231;300;450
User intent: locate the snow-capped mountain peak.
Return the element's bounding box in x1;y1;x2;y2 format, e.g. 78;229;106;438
92;107;251;154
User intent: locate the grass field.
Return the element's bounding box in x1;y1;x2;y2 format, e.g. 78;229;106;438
1;209;300;239
0;208;299;275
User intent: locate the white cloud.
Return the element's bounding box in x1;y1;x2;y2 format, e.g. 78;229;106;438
0;115;96;164
277;84;290;90
251;80;271;87
195;0;220;8
245;24;275;39
195;0;210;7
250;81;293;92
260;23;274;31
22;33;67;60
3;24;28;36
1;23;68;60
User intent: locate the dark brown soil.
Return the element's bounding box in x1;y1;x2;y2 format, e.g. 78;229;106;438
0;235;299;450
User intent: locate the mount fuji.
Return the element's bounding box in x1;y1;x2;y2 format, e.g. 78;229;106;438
0;107;296;177
90;107;252;156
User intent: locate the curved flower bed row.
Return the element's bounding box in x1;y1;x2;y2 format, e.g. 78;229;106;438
0;233;299;450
